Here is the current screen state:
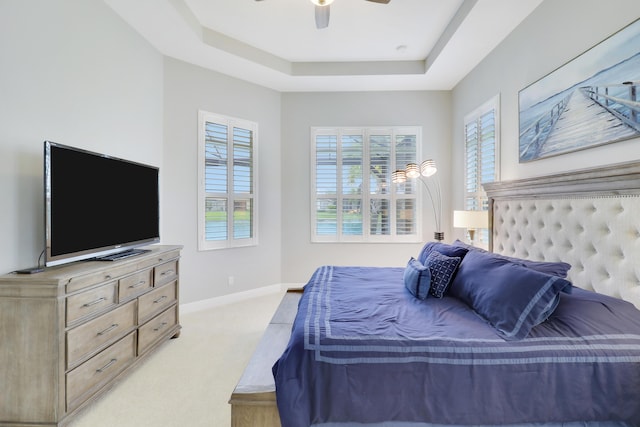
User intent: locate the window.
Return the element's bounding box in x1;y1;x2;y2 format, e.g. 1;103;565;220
311;127;421;243
198;111;257;250
464;95;500;244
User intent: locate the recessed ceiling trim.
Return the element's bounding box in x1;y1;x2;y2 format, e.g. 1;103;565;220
192;2;430;78
195;13;426;76
201;28;429;77
104;0;543;92
292;60;426;76
202;28;292;74
168;0;202;38
425;0;476;71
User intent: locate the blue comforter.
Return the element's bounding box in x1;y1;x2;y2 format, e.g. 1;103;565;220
272;266;640;427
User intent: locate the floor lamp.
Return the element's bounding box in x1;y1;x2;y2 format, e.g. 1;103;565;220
392;159;443;241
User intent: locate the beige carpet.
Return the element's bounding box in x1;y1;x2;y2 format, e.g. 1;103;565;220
68;288;286;427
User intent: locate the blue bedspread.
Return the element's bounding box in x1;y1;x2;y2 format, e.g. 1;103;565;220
272;266;640;427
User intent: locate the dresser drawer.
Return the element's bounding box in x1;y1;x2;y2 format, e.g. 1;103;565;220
118;269;153;302
66;332;136;411
138;305;178;355
66;282;118;326
65;263;139;294
138;281;177;323
67;300;136;369
154;260;178;286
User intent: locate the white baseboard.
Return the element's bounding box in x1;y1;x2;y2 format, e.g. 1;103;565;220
180;283;303;314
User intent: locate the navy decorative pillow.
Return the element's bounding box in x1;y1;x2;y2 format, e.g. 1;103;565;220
449;249;573;340
452;239;571;278
418;241;468;265
424;251;461;298
403;257;431;300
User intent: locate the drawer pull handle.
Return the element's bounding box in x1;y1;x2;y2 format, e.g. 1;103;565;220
97;323;119;336
153;322;169;332
160;269;174;277
104;275;112;280
83;297;107;308
129;280;147;289
96;358;117;373
153;295;168;304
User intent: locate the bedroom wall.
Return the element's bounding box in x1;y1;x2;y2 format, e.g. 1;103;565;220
280;91;452;283
5;0;635;303
0;0;164;275
451;0;640;210
162;58;283;303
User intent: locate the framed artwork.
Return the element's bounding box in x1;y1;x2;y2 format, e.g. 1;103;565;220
518;18;640;163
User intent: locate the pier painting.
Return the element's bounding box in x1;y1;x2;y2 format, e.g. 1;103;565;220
519;19;640;163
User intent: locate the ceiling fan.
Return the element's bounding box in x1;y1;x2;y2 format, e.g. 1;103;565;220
255;0;391;30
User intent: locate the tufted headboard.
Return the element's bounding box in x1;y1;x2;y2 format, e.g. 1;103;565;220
484;160;640;310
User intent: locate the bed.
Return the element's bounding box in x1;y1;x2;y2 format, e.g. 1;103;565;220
271;160;640;427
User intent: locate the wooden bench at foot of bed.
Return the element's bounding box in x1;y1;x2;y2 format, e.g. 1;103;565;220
229;288;303;427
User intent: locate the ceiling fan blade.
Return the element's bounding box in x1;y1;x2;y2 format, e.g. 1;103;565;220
366;0;390;3
315;5;330;29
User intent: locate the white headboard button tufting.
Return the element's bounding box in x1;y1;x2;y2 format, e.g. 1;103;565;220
484;161;640;310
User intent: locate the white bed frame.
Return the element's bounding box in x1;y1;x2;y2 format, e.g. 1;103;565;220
485;159;640;309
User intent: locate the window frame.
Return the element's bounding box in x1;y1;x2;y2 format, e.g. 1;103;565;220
310;126;422;243
197;110;258;251
463;95;500;245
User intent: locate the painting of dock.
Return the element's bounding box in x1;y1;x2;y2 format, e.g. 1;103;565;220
519;19;640;163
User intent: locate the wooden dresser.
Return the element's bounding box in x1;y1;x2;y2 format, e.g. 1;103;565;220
0;244;182;426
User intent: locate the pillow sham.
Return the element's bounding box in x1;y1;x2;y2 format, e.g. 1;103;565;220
452;239;571;278
424;251;461;298
403;257;431;300
449;249;572;340
418;241;468;266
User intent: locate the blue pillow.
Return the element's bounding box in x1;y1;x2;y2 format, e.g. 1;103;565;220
452;239;571;278
418;242;468;265
449;250;572;340
403;257;431;300
424;251;461;298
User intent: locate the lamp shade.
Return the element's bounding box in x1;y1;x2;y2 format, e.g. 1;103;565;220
453;210;488;229
310;0;334;5
392;170;407;183
420;159;437;177
405;163;420;178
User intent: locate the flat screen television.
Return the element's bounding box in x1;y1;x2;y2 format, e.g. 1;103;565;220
44;141;160;267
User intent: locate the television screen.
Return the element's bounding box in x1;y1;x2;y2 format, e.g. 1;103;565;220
45;141;160;267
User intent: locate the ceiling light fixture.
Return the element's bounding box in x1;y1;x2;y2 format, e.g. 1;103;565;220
258;0;389;29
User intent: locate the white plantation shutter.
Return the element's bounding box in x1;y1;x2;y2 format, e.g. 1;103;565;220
479;112;497;195
314;134;338;237
465;119;479;209
464;95;500;244
199;111;257;250
341;133;364;238
369;133;391;237
394;132;417;236
204;121;229;241
311;127;421;243
232;126;253;240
